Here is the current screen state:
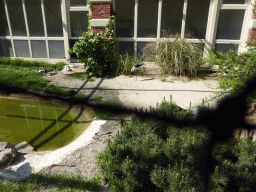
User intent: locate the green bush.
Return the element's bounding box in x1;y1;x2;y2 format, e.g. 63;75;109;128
69;2;115;78
96;116;207;191
204;49;256;95
96;100;256;191
142;34;204;77
44;84;64;96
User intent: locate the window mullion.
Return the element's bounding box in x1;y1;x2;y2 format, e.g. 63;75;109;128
134;0;138;57
181;0;188;39
238;3;251;52
157;0;162;40
4;0;16;57
203;0;222;58
61;0;70;58
22;0;32;58
41;0;50;59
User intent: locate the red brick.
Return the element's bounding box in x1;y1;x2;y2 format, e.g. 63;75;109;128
91;3;113;19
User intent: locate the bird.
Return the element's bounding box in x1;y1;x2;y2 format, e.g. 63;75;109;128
65;65;72;71
64;56;71;62
38;66;45;73
48;66;57;76
131;64;143;80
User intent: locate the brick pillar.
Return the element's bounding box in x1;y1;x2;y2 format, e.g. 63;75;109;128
90;1;113;35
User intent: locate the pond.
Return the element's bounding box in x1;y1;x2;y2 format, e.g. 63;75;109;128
0;97;92;151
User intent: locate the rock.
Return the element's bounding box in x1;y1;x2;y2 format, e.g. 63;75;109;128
0;142;17;167
15;141;34;154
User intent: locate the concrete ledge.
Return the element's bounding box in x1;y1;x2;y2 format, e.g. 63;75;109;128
90;19;109;27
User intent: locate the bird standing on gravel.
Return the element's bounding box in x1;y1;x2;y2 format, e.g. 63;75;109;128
131;64;143;80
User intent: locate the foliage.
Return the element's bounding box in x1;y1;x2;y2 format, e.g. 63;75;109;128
69;1;115;78
141;34;204;77
116;53;142;76
96;116;207;191
96;98;256;191
0;173;100;192
203;49;256;95
210;130;256;191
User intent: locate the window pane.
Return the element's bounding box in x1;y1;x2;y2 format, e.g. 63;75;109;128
44;0;63;37
223;0;246;4
70;0;87;6
117;41;134;56
31;40;47;58
161;0;183;37
216;10;245;40
69;39;79;61
49;40;64;58
138;0;158;38
25;0;44;37
115;0;135;37
0;0;10;36
6;0;27;36
0;39;13;57
137;42;154;57
70;11;88;37
215;44;239;53
185;0;210;39
14;40;30;57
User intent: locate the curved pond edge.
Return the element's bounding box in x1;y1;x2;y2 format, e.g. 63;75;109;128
0;119;106;181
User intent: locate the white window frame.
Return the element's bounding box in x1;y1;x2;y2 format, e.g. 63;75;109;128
114;0;252;58
0;0;68;62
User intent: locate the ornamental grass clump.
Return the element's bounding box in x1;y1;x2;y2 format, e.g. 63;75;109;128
142;34;204;77
116;52;142;76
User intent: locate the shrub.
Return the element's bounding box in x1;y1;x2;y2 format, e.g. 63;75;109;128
69;2;115;78
96;99;256;191
204;49;256;96
96;116;207;191
142;34;204;77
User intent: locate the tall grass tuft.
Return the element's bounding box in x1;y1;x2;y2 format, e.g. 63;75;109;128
116;52;142;76
142;33;204;77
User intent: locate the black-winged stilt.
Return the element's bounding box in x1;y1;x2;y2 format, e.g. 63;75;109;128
48;66;57;76
38;66;45;73
131;64;143;80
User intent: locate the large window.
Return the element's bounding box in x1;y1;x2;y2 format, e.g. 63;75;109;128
214;1;248;53
115;0;211;57
115;0;250;57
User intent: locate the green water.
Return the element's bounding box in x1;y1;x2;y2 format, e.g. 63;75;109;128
0;98;92;151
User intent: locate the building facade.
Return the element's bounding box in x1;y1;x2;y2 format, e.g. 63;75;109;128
0;0;255;62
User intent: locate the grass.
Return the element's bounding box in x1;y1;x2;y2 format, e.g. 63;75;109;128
91;95;103;102
0;173;101;192
0;57;65;93
91;101;119;119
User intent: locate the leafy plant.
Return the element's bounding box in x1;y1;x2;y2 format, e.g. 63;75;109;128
91;95;103;101
142;33;204;77
69;1;115;78
203;48;256;96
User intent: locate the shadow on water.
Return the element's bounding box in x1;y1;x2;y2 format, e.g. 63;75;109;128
28;78;104;151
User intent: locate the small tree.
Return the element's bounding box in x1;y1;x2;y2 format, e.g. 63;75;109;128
69;1;115;78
